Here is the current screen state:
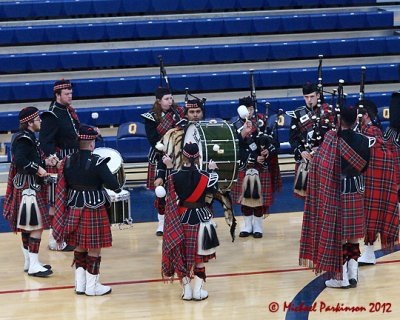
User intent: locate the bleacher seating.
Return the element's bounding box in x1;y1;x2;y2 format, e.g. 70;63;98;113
0;92;394;133
115;122;150;162
1;36;400;74
0;0;378;20
0;63;397;103
0;11;392;46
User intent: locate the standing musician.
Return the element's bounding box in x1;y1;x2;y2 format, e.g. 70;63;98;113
3;107;55;277
161;142;219;301
231;97;281;239
39;79;80;159
299;104;373;289
52;125;121;296
141;87;185;236
287;82;334;198
383;92;400;207
39;79;80;251
356;100;399;267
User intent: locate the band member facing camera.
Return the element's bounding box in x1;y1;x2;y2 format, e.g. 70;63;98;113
141;87;185;236
39;79;80;251
185;99;204;122
300;104;373;289
287;82;334;198
231;97;281;238
52;125;121;296
3;107;55;277
162;143;219;301
357;100;399;266
39;79;80;159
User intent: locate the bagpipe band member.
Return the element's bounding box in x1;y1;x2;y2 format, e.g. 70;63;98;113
52;125;121;296
356;100;399;266
141;86;185;236
153;98;205;235
231;96;281;239
383;92;400;205
39;79;80;159
39;79;80;251
161;143;219;301
287;82;334;198
3;107;54;277
299;104;374;289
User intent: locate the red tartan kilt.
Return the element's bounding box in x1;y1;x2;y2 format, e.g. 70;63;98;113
231;169;272;206
146;163;156;190
341;192;365;239
182;223;215;269
63;206;112;249
8;184;50;232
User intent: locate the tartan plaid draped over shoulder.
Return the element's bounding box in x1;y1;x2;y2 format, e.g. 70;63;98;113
362;125;399;248
52;158;68;242
299;130;344;280
161;174;189;279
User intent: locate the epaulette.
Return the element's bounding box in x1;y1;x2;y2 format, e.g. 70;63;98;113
41;110;58;119
140;112;156;122
206;171;218;187
94;155;111;167
12;132;35;146
286;105;307;119
367;137;376;148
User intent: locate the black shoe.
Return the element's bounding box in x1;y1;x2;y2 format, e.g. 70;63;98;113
358;262;375;266
62;245;75;252
156;231;163;236
349;279;357;288
253;232;263;239
239;231;251;238
28;269;53;278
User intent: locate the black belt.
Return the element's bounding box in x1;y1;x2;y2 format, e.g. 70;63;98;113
180;201;205;209
71;186;101;192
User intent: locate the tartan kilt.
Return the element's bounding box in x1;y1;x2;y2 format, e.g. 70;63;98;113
363;145;398;245
6;181;50;233
182;222;216;272
231;168;272;207
146;162;156;190
341;192;365;239
62;206;112;249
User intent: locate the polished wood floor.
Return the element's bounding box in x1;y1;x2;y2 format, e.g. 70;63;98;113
0;212;399;320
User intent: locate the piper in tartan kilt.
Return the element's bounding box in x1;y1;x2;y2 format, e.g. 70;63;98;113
39;79;80;251
300;104;374;289
231;97;281;239
383;92;400;203
357;100;399;267
3;107;57;278
161;143;219;301
52;125;121;296
287;82;335;198
141;87;185;236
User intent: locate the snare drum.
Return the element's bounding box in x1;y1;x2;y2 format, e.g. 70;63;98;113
93;147;126;188
106;189;131;225
184;120;239;191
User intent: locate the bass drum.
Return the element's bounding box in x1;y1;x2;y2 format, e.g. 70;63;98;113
184;120;239;192
93;147;126;188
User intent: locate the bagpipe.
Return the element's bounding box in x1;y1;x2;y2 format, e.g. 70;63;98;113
237;69;281;164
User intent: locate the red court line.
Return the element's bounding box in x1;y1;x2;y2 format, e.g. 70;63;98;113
1;259;399;295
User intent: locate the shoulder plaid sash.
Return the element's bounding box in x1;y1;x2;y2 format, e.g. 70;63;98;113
339;137;367;172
